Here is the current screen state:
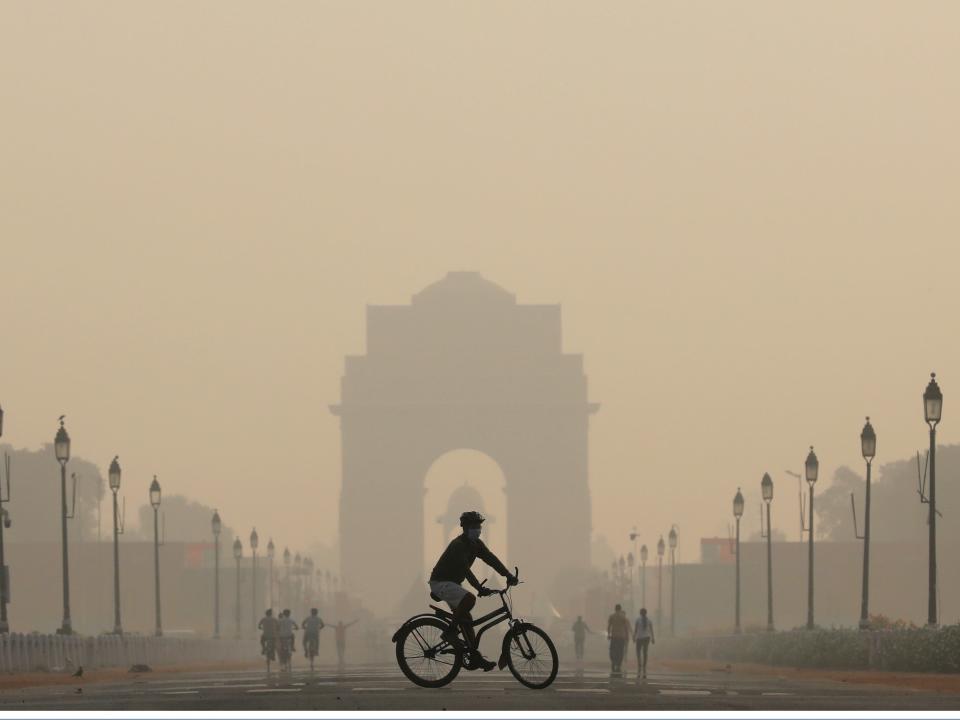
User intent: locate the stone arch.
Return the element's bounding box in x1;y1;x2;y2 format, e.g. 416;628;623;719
331;272;598;615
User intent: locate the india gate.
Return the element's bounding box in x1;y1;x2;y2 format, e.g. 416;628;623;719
331;272;598;615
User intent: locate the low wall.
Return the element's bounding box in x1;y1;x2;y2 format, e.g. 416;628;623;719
659;626;960;673
0;633;252;673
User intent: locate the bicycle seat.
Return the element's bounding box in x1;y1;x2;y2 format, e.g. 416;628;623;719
429;592;442;602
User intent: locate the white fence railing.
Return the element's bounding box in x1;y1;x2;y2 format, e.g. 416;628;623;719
0;633;253;673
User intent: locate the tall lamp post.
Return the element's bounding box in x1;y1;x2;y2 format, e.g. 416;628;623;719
233;538;242;639
0;404;9;634
109;457;124;635
212;510;221;638
733;488;744;634
626;552;635;618
923;373;942;627
656;536;665;630
283;547;291;609
640;544;648;608
805;447;818;630
304;557;314;608
294;553;303;616
859;418;876;629
150;476;163;637
668;527;678;636
54;418;72;635
267;539;275;611
761;472;774;632
249;528;259;629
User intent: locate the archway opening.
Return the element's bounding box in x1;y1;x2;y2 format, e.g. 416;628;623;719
423;449;507;581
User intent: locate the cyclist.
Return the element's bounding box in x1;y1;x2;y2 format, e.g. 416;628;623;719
302;608;325;660
428;510;518;672
258;608;278;660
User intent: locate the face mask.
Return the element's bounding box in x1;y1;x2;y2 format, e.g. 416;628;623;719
466;527;481;541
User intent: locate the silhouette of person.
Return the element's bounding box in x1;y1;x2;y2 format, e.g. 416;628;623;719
634;607;655;679
572;615;593;660
334;620;358;665
428;510;518;672
607;603;630;676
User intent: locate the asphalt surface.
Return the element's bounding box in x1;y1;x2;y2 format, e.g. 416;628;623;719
0;661;957;710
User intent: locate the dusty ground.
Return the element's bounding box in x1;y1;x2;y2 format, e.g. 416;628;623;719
662;658;960;694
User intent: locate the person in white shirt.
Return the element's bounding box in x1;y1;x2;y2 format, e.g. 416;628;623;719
633;607;655;679
278;609;299;654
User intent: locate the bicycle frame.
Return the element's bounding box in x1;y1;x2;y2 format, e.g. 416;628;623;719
429;589;517;646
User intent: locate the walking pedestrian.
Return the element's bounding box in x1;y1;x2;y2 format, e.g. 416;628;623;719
606;603;631;677
633;607;655;680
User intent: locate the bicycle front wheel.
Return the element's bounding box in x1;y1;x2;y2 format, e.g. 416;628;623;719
505;623;558;689
395;617;462;688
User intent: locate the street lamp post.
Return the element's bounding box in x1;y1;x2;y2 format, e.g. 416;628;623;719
669;527;678;636
109;457;124;635
656;536;664;630
733;488;744;634
923;373;942;627
150;476;163;637
233;538;242;640
304;557;314;608
283;547;291;609
294;553;303;616
267;539;275;611
54;418;72;635
627;552;635;618
805;447;819;630
0;404;9;634
250;528;259;630
212;511;221;638
761;472;774;632
640;544;648;608
859;418;876;629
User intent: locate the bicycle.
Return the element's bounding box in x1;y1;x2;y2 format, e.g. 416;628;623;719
392;567;558;689
262;636;277;674
304;633;319;672
277;636;294;674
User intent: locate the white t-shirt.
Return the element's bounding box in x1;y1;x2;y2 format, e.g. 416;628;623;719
634;616;653;640
278;617;297;637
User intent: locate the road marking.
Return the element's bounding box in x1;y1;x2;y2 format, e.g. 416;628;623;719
161;691;199;695
351;687;403;691
556;688;610;693
248;688;302;693
660;689;711;696
762;692;794;696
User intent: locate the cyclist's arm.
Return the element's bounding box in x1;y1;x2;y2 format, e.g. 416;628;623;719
475;541;511;577
465;568;483;592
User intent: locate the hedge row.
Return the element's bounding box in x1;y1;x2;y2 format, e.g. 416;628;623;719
661;625;960;673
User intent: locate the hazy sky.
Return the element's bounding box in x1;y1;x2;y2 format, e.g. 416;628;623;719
2;1;959;564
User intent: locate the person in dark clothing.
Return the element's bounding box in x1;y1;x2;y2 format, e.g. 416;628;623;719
429;510;518;672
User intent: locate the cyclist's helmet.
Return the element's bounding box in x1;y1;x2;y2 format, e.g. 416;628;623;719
459;510;485;528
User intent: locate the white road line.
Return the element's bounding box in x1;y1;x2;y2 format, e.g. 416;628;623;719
762;692;794;696
556;688;610;693
161;691;199;695
248;688;302;693
660;689;712;696
351;687;404;691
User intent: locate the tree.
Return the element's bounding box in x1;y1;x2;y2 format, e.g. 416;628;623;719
134;494;234;545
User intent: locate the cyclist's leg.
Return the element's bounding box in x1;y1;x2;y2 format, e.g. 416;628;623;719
451;593;478;649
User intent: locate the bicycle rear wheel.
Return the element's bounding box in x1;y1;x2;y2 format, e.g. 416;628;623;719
395;617;462;688
505;623;558;689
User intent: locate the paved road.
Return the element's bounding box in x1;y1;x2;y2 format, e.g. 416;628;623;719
0;661;956;710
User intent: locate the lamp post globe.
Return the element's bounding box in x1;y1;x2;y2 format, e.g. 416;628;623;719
54;418;70;464
640;544;648;564
149;477;162;509
733;488;744;633
657;537;665;558
733;488;745;519
212;510;222;537
250;528;259;551
668;527;677;550
761;472;773;502
861;417;876;461
108;456;121;492
267;539;275;559
924;372;943;426
805;447;819;485
233;538;242;561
